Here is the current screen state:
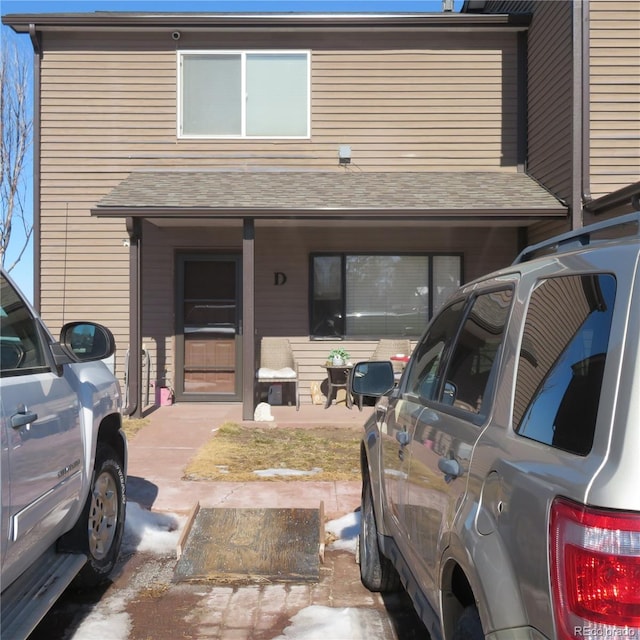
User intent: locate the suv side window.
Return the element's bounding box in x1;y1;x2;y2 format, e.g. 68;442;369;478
405;299;466;401
443;288;513;414
514;274;616;455
0;275;48;375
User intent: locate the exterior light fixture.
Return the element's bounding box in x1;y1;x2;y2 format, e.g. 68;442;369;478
338;145;351;165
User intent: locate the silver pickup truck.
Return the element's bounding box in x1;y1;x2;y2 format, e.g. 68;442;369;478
0;268;127;639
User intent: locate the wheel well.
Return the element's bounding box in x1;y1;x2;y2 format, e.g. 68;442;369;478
97;413;126;466
360;441;368;479
441;562;476;639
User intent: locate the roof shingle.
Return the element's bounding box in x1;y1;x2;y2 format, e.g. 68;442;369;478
93;170;566;218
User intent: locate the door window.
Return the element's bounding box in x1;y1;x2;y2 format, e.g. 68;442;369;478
404;287;513;417
177;255;241;400
442;289;513;415
404;300;466;401
0;275;47;375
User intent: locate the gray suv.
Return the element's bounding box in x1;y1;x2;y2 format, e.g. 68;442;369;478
351;213;640;640
0;269;126;639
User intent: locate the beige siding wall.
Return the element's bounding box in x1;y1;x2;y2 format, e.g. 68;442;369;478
490;1;574;245
36;27;521;397
525;0;574;205
467;1;574;245
39;30;520;173
588;0;640;199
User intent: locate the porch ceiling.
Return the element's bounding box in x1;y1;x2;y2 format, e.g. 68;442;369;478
91;170;567;223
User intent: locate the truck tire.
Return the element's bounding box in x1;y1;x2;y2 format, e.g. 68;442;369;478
359;475;400;592
60;444;126;588
452;606;483;640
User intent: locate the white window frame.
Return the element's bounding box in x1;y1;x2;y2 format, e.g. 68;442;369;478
177;50;311;139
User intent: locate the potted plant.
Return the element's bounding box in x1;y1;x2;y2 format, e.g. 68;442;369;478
327;347;350;366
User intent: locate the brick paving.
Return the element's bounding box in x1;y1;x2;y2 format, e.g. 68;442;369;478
122;403;426;639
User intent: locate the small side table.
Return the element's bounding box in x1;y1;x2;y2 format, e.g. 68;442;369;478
324;365;353;409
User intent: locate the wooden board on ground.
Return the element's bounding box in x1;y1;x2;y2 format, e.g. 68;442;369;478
174;507;321;584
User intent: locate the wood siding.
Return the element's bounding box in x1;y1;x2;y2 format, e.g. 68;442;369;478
525;0;574;206
39;30;520;173
36;27;523;394
484;0;640;227
588;0;640;199
484;1;574;245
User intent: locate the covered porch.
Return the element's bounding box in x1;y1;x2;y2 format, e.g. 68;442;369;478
92;170;567;419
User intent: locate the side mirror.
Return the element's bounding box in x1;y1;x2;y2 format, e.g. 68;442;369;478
442;381;457;406
350;360;396;397
59;322;116;362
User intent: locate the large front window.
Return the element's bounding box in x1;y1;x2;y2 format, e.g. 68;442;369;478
179;51;310;138
310;254;462;338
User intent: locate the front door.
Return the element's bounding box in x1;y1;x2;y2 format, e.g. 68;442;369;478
176;254;242;401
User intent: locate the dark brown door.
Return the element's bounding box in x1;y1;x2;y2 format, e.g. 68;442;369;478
176;255;241;401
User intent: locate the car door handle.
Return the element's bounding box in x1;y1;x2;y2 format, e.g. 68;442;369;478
438;457;462;483
11;405;38;429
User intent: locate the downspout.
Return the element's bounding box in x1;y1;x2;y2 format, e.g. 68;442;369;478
578;1;592;222
28;25;42;309
124;217;142;417
571;0;588;229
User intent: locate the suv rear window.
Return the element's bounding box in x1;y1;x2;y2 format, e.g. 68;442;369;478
514;274;616;455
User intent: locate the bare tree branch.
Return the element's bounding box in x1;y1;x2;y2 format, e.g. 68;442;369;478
1;34;33;273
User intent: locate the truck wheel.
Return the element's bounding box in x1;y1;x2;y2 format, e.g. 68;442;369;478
60;444;126;588
452;606;483;640
359;476;400;592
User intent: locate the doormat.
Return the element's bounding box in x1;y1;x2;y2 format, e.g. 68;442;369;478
173;506;322;584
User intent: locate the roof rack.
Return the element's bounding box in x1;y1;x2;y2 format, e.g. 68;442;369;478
513;211;640;265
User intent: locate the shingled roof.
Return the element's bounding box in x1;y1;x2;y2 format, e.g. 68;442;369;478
92;170;566;221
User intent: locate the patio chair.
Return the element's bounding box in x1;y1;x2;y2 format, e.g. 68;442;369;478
353;338;413;410
256;337;300;410
373;338;412;378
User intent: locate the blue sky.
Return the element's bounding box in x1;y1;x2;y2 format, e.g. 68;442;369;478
2;0;459;302
4;1;457;13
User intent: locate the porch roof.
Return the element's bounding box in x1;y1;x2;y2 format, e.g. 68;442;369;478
91;170;567;222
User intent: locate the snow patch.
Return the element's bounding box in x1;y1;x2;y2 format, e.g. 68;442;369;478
253;467;323;478
326;511;360;553
273;605;384;639
122;501;186;555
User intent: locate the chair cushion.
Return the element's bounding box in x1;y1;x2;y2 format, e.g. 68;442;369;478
257;367;297;379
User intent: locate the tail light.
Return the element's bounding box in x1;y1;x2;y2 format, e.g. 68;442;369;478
550;497;640;639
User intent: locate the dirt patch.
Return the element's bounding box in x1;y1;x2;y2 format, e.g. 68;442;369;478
122;417;150;440
183;422;362;482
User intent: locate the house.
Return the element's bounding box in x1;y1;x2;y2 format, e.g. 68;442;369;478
3;1;638;419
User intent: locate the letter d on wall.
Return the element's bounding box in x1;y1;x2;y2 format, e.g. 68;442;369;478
274;272;287;286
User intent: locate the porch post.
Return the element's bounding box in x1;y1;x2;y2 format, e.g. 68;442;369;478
124;217;142;417
242;218;256;420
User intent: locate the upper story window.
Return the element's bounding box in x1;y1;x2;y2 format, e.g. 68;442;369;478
178;51;310;138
